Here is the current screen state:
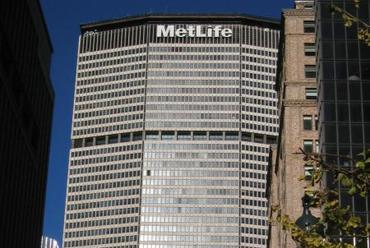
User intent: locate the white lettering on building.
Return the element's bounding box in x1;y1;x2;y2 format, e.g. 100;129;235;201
156;25;233;38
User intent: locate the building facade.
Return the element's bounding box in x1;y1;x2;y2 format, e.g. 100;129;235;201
41;236;60;248
63;14;280;248
316;0;370;246
0;0;54;248
268;1;317;247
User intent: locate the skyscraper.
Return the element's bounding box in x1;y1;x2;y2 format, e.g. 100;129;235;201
0;0;54;247
268;0;317;247
41;236;60;248
316;0;370;245
63;14;279;248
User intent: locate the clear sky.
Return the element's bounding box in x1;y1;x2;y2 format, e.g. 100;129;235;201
40;0;293;245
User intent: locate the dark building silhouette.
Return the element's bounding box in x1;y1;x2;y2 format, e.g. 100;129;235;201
316;0;370;245
0;0;54;247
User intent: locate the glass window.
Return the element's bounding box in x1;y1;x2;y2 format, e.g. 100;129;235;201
121;133;130;142
193;131;207;140
304;43;316;56
108;135;118;144
209;131;223;140
96;136;105;146
303;115;313;130
242;132;252;142
305;88;317;100
304;164;313;180
133;132;143;141
303;140;313;153
254;134;264;143
85;138;93;147
73;139;83;148
146;131;159;140
161;131;175;140
177;131;191;140
225;132;239;140
315;115;318;130
304;20;315;33
305;65;316;78
315;140;319;153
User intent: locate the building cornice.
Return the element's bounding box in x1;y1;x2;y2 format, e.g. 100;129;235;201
283;9;314;17
284;80;317;86
80;13;280;33
283;99;317;107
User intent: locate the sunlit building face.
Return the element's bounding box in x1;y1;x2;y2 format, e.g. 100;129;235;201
63;15;280;248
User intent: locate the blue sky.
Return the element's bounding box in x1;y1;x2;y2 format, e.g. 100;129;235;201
40;0;293;245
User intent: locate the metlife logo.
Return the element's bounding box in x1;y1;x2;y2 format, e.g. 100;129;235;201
156;25;233;38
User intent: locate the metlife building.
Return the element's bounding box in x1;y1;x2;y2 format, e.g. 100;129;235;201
63;14;280;248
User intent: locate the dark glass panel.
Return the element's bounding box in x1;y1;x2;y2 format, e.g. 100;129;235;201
337;103;349;121
347;42;359;59
338;125;350;143
346;25;358;40
348;62;360;80
358;1;369;22
322;42;333;59
349;82;361;100
360;43;370;61
362;83;370;100
334;22;345;39
350;104;362;122
363;104;370;122
351;125;363;143
365;124;370;144
335;62;347;79
336;82;348;100
321;22;333;40
361;62;370;80
354;195;366;212
325;124;337;143
324;103;336;121
323;62;335;79
341;194;352;209
322;81;335;100
334;41;346;59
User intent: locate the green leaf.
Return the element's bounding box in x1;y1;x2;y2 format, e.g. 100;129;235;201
356;161;365;169
341;176;353;187
348;186;357;195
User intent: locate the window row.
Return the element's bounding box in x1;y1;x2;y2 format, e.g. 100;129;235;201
70;153;142;166
76;71;146;86
76;80;145;95
148;78;239;86
67;197;140;211
149;46;239;53
79;47;146;62
68;180;140;193
65;236;137;248
149;62;239;69
65;216;138;229
65;207;139;220
67;188;140;202
149;53;241;61
75;88;145;102
78;54;146;69
142;179;239;187
69;170;141;184
77;63;146;78
69;162;141;175
74;105;144;119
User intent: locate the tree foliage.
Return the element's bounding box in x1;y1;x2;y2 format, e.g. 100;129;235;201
272;148;370;247
331;0;370;45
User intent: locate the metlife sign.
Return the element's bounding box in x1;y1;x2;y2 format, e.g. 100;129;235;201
156;25;233;38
